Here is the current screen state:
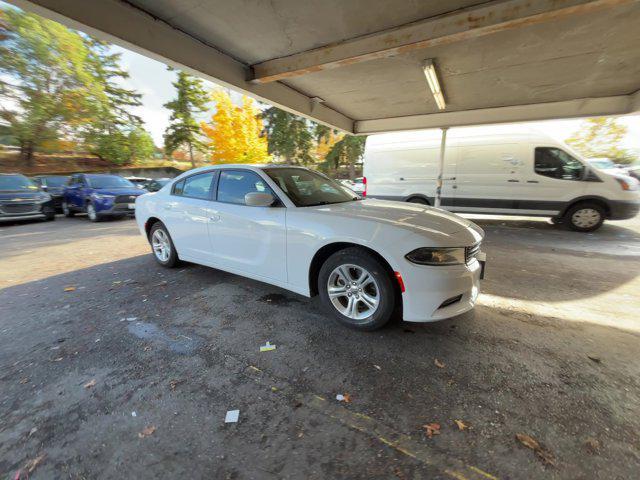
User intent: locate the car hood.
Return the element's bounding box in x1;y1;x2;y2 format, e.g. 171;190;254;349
91;188;145;196
307;199;484;240
0;191;45;201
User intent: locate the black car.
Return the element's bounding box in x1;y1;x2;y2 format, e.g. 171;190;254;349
141;178;171;192
32;175;70;212
0;173;56;223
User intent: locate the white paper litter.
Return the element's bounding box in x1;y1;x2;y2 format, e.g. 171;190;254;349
260;341;276;352
225;409;239;423
336;394;345;401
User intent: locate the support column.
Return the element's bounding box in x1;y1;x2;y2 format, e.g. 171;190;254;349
434;127;448;208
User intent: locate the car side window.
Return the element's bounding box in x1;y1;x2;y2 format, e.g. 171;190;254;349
534;147;584;181
175;172;215;200
217;170;274;205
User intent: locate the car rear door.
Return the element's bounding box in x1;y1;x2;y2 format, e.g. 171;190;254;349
208;169;287;282
162;171;217;262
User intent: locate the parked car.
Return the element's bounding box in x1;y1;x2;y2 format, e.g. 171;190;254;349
363;127;640;232
32;175;70;212
586;158;628;175
0;173;55;222
125;176;152;189
135;165;485;331
63;174;146;221
141;178;171;192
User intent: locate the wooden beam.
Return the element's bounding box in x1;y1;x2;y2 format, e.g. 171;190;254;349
354;95;635;134
251;0;635;84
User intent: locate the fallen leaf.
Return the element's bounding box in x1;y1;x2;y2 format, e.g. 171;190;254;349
535;448;556;466
587;355;601;363
143;345;152;351
19;378;29;384
516;433;540;450
138;425;156;438
373;364;382;371
83;379;97;389
423;423;441;438
24;453;46;473
434;358;445;369
454;419;470;431
585;437;600;454
52;357;64;362
63;286;76;292
169;379;184;391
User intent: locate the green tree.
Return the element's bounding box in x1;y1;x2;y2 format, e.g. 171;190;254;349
325;135;367;179
0;8;96;165
163;69;209;167
566;117;633;164
262;107;314;165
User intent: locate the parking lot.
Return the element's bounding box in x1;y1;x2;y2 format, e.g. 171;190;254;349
1;214;639;479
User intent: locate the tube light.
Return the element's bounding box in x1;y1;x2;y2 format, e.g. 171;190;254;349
423;60;446;110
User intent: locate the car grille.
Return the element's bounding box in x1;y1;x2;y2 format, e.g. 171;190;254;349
115;194;138;204
465;243;481;264
1;203;39;215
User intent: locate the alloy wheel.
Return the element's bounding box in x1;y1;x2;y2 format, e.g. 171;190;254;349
152;229;171;262
327;264;380;320
571;208;601;229
87;204;97;221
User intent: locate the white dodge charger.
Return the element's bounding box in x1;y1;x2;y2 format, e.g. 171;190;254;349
135;165;485;330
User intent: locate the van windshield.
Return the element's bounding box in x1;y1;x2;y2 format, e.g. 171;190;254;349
264;168;359;207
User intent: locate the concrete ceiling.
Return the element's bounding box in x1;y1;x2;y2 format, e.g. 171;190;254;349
10;0;640;134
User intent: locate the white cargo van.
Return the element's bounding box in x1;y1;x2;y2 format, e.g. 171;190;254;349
363;126;640;231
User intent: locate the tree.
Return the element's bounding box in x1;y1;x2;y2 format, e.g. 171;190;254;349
325;135;367;179
163;69;209;167
200;90;269;163
566;117;633;164
261;107;314;165
0;8;97;165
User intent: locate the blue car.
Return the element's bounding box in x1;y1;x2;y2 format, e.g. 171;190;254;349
62;174;146;222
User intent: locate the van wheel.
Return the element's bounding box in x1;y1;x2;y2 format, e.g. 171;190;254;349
318;247;395;331
564;202;605;232
407;197;429;205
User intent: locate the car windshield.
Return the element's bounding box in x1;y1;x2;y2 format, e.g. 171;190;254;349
589;159;617;169
87;176;135;189
264;167;359;207
0;175;38;192
44;176;68;187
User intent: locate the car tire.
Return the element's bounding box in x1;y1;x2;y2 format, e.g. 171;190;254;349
318;247;396;331
62;202;74;217
149;222;179;268
563;202;605;232
407;197;429;205
86;203;100;222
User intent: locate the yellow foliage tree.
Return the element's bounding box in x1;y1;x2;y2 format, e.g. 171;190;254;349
200;90;270;164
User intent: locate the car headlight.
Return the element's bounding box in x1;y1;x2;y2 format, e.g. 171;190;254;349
36;193;52;203
92;193;115;200
405;247;465;265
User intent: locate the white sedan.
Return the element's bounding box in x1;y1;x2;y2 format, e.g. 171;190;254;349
135;165;485;330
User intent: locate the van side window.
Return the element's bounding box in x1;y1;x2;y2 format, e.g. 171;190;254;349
534;147;584;181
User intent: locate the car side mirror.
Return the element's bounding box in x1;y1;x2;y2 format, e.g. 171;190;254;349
245;192;275;207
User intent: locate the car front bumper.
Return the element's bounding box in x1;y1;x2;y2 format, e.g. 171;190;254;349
400;257;483;322
0;201;54;222
608;200;640;220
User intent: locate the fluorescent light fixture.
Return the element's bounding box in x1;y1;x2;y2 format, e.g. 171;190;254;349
423;60;446;110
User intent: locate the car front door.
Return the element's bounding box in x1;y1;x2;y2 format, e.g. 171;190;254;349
162;171;217;261
66;175;84;209
208;169;287;283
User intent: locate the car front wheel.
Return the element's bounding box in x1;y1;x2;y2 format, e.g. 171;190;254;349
564;202;605;232
318;247;396;331
149;222;179;268
86;203;100;222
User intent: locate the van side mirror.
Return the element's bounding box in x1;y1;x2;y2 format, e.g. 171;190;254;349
245;192;275;207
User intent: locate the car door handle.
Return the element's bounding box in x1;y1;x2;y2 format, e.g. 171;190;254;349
209;214;220;222
508;179;520;183
526;180;539;183
399;177;405;181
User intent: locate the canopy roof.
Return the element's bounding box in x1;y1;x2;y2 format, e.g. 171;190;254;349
11;0;640;133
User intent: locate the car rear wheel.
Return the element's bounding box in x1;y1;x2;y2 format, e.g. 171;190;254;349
407;197;429;205
62;202;74;217
86;203;100;222
318;247;395;331
150;222;179;268
564;202;605;232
